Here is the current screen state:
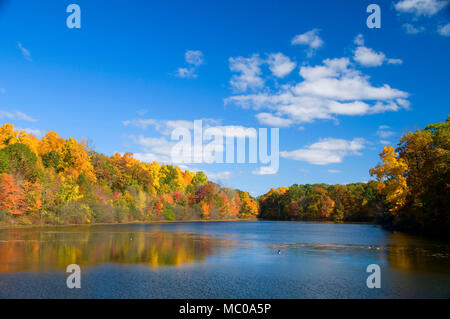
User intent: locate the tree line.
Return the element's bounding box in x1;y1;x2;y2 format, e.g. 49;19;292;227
258;116;449;238
1;116;448;238
0;124;258;225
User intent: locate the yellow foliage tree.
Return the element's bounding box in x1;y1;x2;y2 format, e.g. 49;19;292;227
60;137;97;183
370;145;408;213
38;131;65;155
0;124;18;149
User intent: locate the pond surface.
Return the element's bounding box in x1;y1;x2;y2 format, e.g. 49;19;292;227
0;221;449;298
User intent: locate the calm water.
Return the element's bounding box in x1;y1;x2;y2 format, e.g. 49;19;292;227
0;221;449;298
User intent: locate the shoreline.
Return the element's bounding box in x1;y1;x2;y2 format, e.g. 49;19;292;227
0;218;259;230
0;218;377;231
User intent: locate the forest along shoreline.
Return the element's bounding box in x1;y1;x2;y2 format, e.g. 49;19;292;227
0;116;448;239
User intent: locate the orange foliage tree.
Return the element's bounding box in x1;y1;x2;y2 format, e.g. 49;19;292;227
0;173;26;215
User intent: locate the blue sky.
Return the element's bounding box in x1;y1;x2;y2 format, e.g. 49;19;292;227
0;0;449;196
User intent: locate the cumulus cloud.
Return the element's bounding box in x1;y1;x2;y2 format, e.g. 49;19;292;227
0;110;37;122
225;55;409;127
354;34;365;46
229;54;264;92
255;113;293;127
124;118;259;164
185;50;204;66
17;42;32;61
123;118;255;136
134;136;174;161
353;46;386;67
291;29;324;57
437;23;450;36
175;67;197;78
205;171;233;180
267;53;297;78
394;0;448;17
403;23;426;34
280;138;366;165
353;34;402;67
175;50;204;78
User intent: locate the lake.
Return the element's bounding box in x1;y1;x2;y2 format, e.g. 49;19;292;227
0;221;449;298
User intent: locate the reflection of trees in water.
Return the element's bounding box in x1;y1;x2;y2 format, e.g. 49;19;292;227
0;229;233;273
385;232;450;274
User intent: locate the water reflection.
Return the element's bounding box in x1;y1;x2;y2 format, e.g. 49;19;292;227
0;226;233;273
0;222;449;276
385;232;450;274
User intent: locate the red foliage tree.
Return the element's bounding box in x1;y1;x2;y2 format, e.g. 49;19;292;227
0;173;26;215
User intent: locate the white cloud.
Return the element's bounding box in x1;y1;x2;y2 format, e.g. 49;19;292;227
175;67;197;78
437;23;450;36
0;110;37;122
135;136;174;159
132;135;193;164
280;138;366;165
205;171;233;180
255;112;293;127
226;56;409;127
291;29;324;57
394;0;448;17
229;54;264;92
17;42;32;61
354;34;365;46
185;50;204;66
267;53;297;78
124;119;260;164
353;46;386;67
132;152;163;163
123;118;256;137
225;34;408;130
352;35;402;67
252;166;278;175
387;58;403;65
377;129;395;139
175;50;204;78
402;23;425;34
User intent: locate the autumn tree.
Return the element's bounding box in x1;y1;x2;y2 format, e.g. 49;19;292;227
370;145;408;213
0;173;26;215
0;143;40;181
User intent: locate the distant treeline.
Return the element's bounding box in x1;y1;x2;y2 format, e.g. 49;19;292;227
0;124;258;225
258;181;383;222
258;116;450;238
